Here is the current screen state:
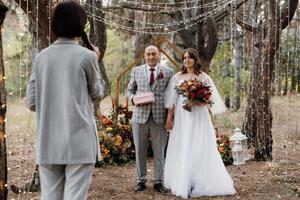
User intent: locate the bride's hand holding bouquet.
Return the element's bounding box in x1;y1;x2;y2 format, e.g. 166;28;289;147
175;79;213;112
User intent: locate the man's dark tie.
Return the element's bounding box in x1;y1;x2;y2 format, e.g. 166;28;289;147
149;68;155;85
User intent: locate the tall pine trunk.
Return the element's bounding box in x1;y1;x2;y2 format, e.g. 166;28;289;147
242;0;298;161
243;27;273;160
87;0;110;115
231;26;243;111
0;3;8;199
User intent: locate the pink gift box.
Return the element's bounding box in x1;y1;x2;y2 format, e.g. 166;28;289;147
134;92;155;105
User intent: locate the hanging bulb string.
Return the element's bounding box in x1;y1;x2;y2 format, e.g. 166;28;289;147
104;0;232;13
86;3;228;35
118;0;231;8
85;1;230;28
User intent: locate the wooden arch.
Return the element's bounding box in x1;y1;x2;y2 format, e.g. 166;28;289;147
112;36;183;110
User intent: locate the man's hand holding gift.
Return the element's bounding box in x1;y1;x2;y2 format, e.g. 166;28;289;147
133;92;155;106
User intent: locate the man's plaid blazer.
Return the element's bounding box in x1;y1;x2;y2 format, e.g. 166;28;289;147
127;64;174;124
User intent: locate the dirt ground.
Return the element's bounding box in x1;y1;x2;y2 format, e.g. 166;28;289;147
5;96;300;200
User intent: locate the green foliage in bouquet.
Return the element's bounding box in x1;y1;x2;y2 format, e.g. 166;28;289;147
97;105;135;165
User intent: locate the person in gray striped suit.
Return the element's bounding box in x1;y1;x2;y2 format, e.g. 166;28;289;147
25;1;105;199
127;45;174;193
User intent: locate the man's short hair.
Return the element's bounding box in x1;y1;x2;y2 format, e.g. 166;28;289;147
51;1;87;38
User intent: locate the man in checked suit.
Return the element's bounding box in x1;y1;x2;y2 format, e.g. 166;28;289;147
127;45;173;193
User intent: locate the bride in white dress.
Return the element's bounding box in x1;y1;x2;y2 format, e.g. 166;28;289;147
164;48;236;199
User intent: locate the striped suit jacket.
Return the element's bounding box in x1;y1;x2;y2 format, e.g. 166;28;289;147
26;38;105;165
127;64;173;124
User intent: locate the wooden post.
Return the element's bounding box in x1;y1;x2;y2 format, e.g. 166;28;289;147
114;53;144;109
0;3;8;200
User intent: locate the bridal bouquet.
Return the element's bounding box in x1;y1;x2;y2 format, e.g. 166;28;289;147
175;79;213;112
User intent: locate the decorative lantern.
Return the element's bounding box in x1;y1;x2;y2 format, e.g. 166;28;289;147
229;127;248;165
230;127;248;149
231;141;245;165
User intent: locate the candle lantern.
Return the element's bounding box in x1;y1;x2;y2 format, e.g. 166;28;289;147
231;141;245;165
230;127;247;165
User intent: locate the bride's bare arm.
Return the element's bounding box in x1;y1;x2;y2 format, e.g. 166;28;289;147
165;107;174;130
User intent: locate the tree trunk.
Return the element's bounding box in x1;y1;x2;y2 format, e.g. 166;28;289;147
88;0;110;116
297;11;300;93
133;34;153;60
290;24;297;92
242;0;298;161
291;65;296;92
173;1;219;73
0;3;8;200
277;66;282;95
297;58;300;93
231;26;243;111
243;27;273;160
282;58;288;95
16;0;54;51
276;46;283;95
223;56;232;108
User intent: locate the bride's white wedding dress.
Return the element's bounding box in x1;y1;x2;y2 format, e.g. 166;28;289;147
164;72;236;199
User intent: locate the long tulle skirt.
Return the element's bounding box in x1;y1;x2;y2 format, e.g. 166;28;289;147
164;104;236;199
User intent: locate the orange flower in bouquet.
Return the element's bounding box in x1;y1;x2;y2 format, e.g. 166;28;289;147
175;79;213;112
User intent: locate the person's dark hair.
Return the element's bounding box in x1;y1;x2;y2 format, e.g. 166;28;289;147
51;1;87;38
181;48;202;74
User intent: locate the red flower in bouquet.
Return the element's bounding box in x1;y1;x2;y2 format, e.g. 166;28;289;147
175;79;213;112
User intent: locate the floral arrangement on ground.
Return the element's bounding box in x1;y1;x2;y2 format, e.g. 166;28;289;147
216;129;233;166
97;105;233;166
97;105;135;165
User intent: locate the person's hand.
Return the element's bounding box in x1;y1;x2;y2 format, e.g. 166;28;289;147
132;97;140;107
165;119;174;131
132;96;151;107
91;44;100;59
191;102;208;107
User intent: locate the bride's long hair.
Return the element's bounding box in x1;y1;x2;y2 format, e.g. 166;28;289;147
181;48;202;74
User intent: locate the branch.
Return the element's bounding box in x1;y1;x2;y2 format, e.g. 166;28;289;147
215;0;250;23
280;0;299;30
236;13;258;32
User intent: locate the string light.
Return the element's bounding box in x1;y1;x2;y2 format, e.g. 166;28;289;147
119;0;223;6
15;2;24;197
86;2;229;34
106;0;232;13
85;1;230;29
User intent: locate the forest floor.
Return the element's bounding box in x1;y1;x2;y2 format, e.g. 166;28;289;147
6;95;300;200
